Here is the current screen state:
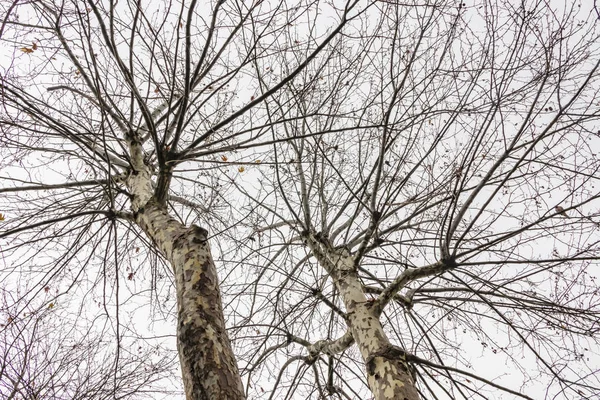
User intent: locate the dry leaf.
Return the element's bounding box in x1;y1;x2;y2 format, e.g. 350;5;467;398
238;166;245;172
0;213;4;221
221;155;228;162
32;42;38;50
555;205;568;218
20;47;34;54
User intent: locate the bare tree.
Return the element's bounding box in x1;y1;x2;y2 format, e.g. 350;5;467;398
225;1;600;399
0;286;178;399
1;0;599;400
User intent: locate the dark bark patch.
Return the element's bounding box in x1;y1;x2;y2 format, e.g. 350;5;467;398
192;275;211;292
174;231;189;250
367;357;376;375
184;268;194;282
192;260;218;291
190;224;209;242
184;251;195;263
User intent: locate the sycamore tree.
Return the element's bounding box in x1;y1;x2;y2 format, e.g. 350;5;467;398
0;0;599;399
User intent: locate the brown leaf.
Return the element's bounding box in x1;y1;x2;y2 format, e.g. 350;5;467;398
555;205;568;218
20;47;34;54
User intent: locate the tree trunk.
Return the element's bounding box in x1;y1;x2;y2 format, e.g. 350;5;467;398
136;199;245;400
313;244;421;400
345;289;420;400
124;142;245;399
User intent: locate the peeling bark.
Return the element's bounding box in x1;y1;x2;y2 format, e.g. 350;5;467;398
136;200;246;400
307;331;354;360
349;300;420;400
309;240;420;400
125;146;244;399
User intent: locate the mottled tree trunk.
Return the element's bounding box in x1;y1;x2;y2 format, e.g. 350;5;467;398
125;145;245;399
312;243;420;400
136;200;245;399
340;272;420;400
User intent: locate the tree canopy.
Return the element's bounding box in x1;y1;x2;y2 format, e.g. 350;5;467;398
1;0;599;399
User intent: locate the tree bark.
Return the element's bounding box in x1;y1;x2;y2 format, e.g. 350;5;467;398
125;142;245;399
310;242;420;400
136;199;246;400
